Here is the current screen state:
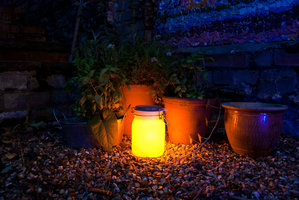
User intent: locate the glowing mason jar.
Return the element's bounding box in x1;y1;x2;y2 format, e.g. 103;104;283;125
132;105;166;157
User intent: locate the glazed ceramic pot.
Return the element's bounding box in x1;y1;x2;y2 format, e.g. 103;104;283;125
222;102;288;157
163;96;217;144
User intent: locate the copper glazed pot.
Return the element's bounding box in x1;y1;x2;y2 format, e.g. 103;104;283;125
222;102;288;157
164;96;217;144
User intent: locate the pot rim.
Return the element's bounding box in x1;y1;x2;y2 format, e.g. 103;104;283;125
163;96;217;102
61;121;88;125
123;84;153;88
222;102;288;112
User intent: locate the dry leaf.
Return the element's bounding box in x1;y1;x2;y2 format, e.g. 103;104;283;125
5;153;17;160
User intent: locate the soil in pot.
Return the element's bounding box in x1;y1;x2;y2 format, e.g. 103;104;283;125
222;102;288;157
163;96;217;145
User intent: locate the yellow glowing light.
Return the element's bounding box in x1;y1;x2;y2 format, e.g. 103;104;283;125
132;114;165;158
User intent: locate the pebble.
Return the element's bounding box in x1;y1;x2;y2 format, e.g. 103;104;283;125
113;183;120;192
253;191;260;198
37;187;42;193
1;129;297;200
18;173;24;179
164;187;168;193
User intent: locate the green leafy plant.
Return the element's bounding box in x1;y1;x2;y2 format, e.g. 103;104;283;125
68;39;125;119
164;52;215;99
118;37;172;102
66;38;126;151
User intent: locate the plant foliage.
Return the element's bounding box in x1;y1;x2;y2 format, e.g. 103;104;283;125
67;39;125;120
117;36;173;103
88;109;121;152
66;38;125;151
164;52;215;99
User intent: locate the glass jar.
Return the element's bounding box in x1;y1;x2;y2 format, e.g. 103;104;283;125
132;105;166;157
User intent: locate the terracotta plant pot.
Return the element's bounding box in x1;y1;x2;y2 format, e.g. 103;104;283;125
222;102;288;157
121;84;155;136
163;96;217;144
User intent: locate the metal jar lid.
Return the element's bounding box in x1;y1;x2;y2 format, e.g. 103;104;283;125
133;105;167;117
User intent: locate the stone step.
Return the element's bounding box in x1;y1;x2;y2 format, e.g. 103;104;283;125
0;61;72;122
0;62;73;91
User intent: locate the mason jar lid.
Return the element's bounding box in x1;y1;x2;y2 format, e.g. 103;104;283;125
134;105;167;116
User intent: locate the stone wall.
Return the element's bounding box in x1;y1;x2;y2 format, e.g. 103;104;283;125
154;0;299;47
154;0;299;136
0;6;72;125
112;0;145;38
202;47;299;136
0;57;72;125
0;1;148;126
2;0;147;42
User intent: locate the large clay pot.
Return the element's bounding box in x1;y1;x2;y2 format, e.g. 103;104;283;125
121;85;155;136
222;102;288;157
163;96;217;144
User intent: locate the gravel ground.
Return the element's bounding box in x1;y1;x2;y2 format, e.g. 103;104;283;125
0;124;298;200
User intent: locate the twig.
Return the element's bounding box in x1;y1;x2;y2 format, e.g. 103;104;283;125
90;81;99;95
69;0;83;62
18;137;25;166
12;124;21;132
230;196;250;200
162;104;222;166
193;188;203;200
211;161;224;172
206;104;221;109
89;81;102;111
88;188;113;196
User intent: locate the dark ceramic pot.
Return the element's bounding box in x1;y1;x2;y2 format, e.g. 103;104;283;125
60;121;95;148
53;108;95;148
54;109;124;149
222;102;288;157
